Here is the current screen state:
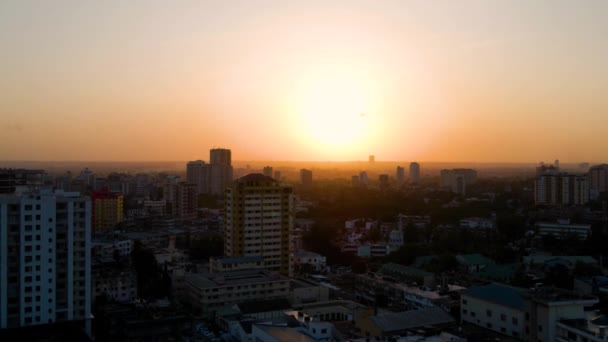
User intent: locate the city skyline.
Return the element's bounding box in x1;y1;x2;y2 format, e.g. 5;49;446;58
2;1;608;163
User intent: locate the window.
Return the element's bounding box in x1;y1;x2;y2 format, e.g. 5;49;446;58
486;310;493;317
462;299;468;305
500;327;506;333
486;323;493;328
512;317;518;325
501;314;506;321
538;325;542;332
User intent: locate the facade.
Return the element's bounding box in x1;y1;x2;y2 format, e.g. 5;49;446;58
440;169;477;195
165;182;198;223
300;169;313;188
461;284;598;341
292;251;327;272
92;266;137;304
0;169;45;194
209;256;265;273
589;164;608;200
378;174;389;190
91;187;124;233
409;162;420;184
359;171;368;187
224;174;293;275
184;269;290;317
535;171;589;206
186;160;210;195
536;220;592;240
210;148;233;195
396;166;405;186
0;188;91;334
263;166;273;178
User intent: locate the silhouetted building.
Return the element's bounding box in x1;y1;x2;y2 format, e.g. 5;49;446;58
210;148;233;195
589;164;608;200
273;170;281;181
369;155;375;163
91;187;124;233
352;175;360;187
263;166;273;178
440;169;477;195
300;169;313;188
535;171;589;206
186;160;210;195
0;169;45;194
409;162;420;184
359;171;369;188
224;174;293;275
164;182;198;223
0;189;92;335
396;166;405;186
379;174;389;190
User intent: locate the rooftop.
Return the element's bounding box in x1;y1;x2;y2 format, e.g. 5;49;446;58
254;325;316;342
237;173;277;183
523;255;597;265
462;284;526;310
237;298;292;314
457;253;496;266
185;269;287;289
370;307;454;333
213;256;264;264
381;263;433;279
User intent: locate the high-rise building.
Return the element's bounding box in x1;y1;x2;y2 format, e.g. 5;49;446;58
300;169;313;188
263;166;273;178
0;169;45;194
409;162;420;184
167;182;198;223
186;160;210;195
352;175;360;188
224;174;293;275
210;148;231;166
0;188;91;334
379;174;389;190
589;164;608;200
209;148;233;195
396;167;405;186
91;187;124;233
273;171;281;181
369;155;375;163
535;171;589;206
359;171;369;187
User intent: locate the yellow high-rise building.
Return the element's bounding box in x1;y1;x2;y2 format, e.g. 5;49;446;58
224;174;293;275
91;187;124;233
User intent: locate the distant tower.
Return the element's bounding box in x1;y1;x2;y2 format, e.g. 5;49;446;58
359;171;369;187
379;174;389;190
409;162;420;184
396;166;405;186
369;155;375;163
209;148;233;195
300;169;313;188
352;175;360;187
555;159;560;171
274;170;281;181
263;166;273;178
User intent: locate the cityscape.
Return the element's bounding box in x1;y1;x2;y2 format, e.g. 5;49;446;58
2;1;608;342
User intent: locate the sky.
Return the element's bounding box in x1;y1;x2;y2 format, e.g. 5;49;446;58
1;0;607;163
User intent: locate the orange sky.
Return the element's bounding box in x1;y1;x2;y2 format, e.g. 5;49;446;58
1;1;607;163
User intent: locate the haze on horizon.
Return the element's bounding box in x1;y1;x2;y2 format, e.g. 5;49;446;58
1;1;607;163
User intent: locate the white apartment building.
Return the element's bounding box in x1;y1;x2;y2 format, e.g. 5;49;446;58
461;284;598;341
292;251;327;272
0;188;91;335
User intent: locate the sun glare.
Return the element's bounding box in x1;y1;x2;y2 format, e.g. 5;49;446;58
291;76;376;155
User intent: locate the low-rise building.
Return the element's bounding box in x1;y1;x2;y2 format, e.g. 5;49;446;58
290;278;330;304
356;307;455;338
460;217;495;230
536;220;592;240
457;253;496;273
209;256;265;273
293;251;327;273
184;269;290;317
92;266;137;304
556;313;608;342
461;283;599;341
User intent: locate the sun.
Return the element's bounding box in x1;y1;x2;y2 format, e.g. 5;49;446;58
291;76;375;152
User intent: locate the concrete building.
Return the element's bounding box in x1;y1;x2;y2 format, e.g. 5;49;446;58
210;148;233;196
536;220;592;240
290;278;330;304
0;169;45;194
409;162;420;184
273;171;281;181
171;182;198;223
378;174;389;190
92;266;137;304
186;160;210;195
556;312;608;341
359;171;368;188
263;166;273;178
300;169;313;188
292;251;327;273
461;284;598;341
184;269;290;317
440;169;477;195
396;166;405;186
209;256;265;273
357;307;454;338
91;187;123;233
0;188;91;334
589;164;608;200
224;174;293;275
460;217;496;230
535;168;589;206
